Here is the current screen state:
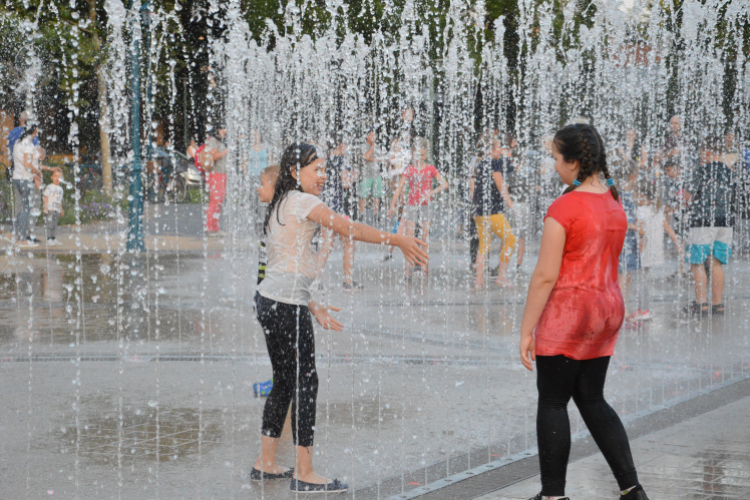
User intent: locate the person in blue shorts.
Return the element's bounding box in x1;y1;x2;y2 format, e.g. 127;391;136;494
684;135;736;316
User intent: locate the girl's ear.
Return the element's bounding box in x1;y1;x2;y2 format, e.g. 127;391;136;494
290;166;298;180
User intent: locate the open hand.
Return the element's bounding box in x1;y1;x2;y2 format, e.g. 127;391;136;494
520;332;536;371
312;304;343;331
397;235;429;267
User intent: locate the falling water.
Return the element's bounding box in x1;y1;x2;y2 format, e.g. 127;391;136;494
1;0;749;498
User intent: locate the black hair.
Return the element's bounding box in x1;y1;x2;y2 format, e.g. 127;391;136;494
554;123;619;202
263;142;319;235
700;135;724;154
19;124;37;142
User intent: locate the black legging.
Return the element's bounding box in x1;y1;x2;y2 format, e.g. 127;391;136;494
536;355;638;496
255;293;319;447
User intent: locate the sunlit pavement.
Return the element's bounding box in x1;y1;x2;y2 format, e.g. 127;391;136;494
477;390;750;500
1;211;749;498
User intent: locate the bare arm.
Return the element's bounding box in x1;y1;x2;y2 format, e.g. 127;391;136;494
469;178;475;199
663;218;682;249
429;171;449;198
519;217;566;371
308;203;428;266
492;171;514;210
364;145;375;162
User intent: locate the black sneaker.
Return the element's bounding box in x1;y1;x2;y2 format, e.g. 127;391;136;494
621;484;649;500
343;281;363;292
290;478;349;493
490;266;500;277
250;467;294;481
528;494;569;500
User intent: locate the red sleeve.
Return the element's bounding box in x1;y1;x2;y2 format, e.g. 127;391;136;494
544;194;575;232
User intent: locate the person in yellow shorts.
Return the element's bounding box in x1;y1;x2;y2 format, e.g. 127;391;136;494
470;131;517;289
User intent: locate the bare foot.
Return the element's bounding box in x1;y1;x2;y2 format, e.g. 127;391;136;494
294;471;331;485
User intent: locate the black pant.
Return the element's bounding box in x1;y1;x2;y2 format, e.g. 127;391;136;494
255;293;319;447
536;355;638;496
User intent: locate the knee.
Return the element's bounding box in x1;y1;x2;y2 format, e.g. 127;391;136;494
572;392;606;409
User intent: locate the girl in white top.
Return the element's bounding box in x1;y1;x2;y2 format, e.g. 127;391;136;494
253;142;427;494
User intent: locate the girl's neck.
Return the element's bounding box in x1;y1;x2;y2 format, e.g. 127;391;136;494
575;174;609;193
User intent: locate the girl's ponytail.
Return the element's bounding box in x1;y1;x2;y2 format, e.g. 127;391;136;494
554;123;617;201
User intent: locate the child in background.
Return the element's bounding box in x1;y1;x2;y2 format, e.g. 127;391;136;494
43;168;64;246
252;164;279;397
617;161;644;320
388;137;448;276
630;179;666;322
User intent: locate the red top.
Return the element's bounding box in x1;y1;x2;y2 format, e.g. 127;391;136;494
404;164;439;206
534;191;628;360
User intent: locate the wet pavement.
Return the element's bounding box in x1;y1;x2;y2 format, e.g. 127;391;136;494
477;390;750;500
0;212;749;498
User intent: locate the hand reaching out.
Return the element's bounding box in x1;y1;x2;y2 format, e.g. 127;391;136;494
395;235;429;267
311;303;344;331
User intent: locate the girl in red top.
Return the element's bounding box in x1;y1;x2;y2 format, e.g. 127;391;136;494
389;137;448;276
520;124;649;500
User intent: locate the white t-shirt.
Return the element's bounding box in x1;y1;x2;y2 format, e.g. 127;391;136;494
637;204;665;268
12;137;39;181
43;183;64;213
257;190;325;305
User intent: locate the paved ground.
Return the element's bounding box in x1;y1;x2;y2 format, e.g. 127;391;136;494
477;391;750;500
0;203;749;499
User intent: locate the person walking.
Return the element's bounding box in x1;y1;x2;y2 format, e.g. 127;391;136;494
11;125;42;247
520;123;649;500
253;143;427;493
204;127;229;236
470;132;516;289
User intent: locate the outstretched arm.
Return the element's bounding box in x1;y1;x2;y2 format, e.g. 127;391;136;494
519;217;565;371
308;203;428;266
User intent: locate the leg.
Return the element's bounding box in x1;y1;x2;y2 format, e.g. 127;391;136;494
474;216;490;289
710;257;724;305
536;355;581;497
290;306;325;483
214;173;227;230
403;219;416;274
14;180;32;240
573;357;639;491
517;238;526;267
206;174;220;232
342;234;354;284
691;263;707;305
492;214;516;285
254;296;297;473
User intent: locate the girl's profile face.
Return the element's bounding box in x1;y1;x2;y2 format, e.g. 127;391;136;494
552;143;579;186
293;157;327;196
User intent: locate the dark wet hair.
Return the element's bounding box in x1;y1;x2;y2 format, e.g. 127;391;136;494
554;123;619;202
700;135;724;154
263;142;319;235
19;124;37;142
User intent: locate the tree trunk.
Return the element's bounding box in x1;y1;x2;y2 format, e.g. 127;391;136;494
89;0;112;193
98;66;113;194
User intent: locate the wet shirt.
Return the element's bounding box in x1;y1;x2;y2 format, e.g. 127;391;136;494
472;158;507;216
257;191;325;305
206;136;228;174
534;191;628;360
688;162;735;228
404;164;439;206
